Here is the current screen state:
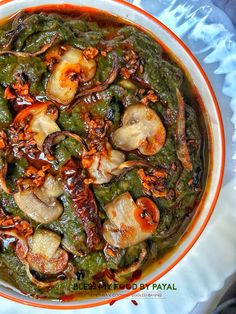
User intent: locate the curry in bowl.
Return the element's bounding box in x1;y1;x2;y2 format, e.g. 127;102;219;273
0;6;208;299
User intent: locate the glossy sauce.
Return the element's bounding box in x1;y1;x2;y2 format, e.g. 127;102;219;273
0;4;213;301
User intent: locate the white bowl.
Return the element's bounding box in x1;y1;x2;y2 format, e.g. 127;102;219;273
0;0;225;309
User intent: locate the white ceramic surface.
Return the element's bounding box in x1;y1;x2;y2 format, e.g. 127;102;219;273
0;0;232;313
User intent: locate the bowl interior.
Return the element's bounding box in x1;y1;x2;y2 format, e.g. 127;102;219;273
0;0;225;309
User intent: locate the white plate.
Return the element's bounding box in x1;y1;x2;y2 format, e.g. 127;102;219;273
0;0;235;313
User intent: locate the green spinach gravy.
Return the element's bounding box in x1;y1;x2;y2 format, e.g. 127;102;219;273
0;5;209;300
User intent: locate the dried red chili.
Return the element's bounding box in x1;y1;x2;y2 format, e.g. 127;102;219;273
61;158;102;250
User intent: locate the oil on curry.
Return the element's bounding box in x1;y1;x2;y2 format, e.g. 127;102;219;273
0;5;209;299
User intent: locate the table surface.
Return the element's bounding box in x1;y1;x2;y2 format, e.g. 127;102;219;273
0;0;236;313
